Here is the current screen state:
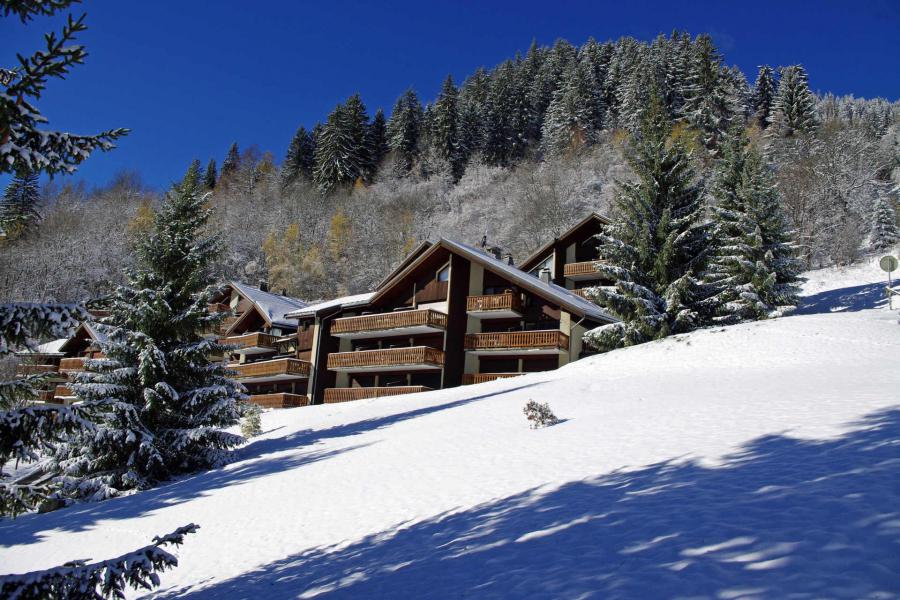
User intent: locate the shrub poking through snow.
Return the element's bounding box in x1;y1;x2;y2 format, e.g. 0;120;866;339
524;400;559;429
241;403;263;439
0;523;198;599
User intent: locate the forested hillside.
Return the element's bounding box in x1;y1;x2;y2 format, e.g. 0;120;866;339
2;32;898;303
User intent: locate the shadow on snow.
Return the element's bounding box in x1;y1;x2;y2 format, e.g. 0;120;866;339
0;382;545;548
159;408;900;599
795;281;889;315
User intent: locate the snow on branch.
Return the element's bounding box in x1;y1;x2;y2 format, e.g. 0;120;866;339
0;523;199;599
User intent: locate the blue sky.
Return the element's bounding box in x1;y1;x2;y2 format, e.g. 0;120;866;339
3;0;899;190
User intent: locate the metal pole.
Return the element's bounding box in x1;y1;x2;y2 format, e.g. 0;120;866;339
890;269;894;311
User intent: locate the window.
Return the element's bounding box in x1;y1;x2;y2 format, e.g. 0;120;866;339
437;264;450;282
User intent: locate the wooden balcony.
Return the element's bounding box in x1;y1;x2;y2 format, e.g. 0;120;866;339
462;373;524;385
59;357;87;375
564;260;606;281
220;332;278;355
330;309;448;340
570;288;593;299
228;358;311;383
464;330;569;356
15;364;59;377
324;386;432;403
327;346;444;373
248;392;309;408
37;389;58;403
54;384;75;399
466;293;523;319
216;315;241;335
207;302;231;313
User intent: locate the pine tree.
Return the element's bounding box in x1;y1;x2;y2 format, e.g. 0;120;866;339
752;65;777;129
203;159;217;189
705;128;802;321
681;34;733;151
483;61;521;167
367;108;389;178
0;171;41;238
541;60;602;157
313;95;371;192
768;65;817;137
281;126;316;186
1;4;128;176
428;75;464;179
870;193;899;251
386;89;424;175
221;142;240;177
48;163;244;501
583;90;714;352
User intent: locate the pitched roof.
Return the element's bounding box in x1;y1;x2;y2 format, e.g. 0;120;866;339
285;292;375;319
375;241;433;290
15;337;68;357
229;281;307;328
519;212;611;272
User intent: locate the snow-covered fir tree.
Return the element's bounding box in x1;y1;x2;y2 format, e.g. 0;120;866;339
48;163;244;502
541;60;603;157
367;108;389;176
281;126;316;186
752;65;778;129
583;90;714;352
386;88;424;176
870;192;899;251
705;128;802;321
0;170;41;239
314;95;372;192
680;34;734;152
768;65;817;137
428;75;464;179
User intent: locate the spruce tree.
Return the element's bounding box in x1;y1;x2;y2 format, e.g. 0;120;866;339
870;193;899;251
541;60;602;157
0;171;41;238
483;61;520;167
367;108;389;178
281;126;316;186
313;96;372;193
428;75;464;179
705;128;802;321
386;89;424;175
584;90;713;352
681;34;733;151
203;158;217;189
221;142;240;177
49;162;244;501
768;65;817;137
752;66;777;130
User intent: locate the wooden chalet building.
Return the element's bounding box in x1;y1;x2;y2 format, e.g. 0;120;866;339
518;212;612;297
287;222;616;405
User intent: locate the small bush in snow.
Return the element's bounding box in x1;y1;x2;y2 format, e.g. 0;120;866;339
241;403;262;439
524;400;559;429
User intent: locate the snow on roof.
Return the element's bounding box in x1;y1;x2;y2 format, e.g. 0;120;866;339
440;238;617;324
230;282;307;328
286;292;375;319
83;321;109;343
16;337;68;356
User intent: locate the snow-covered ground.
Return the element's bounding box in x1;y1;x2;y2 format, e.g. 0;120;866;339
2;258;899;598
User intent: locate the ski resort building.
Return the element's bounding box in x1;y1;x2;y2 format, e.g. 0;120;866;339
284;215;615;405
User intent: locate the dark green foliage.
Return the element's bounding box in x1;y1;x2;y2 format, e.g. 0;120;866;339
203;158;217;189
427;75;465;179
386;89;424;175
48;163;244;501
753;66;777;129
0;170;41;238
367;108;389;177
584;91;714;351
541;60;602;157
313;94;372;192
221;142;240;177
705;128;802;321
768;65;817;137
281;126;316;185
681;34;734;151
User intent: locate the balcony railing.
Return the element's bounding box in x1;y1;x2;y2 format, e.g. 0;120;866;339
54;384;75;398
466;292;523;315
563;261;606;279
59;357;87;375
327;346;444;371
324;386;432;403
462;373;523;385
249;392;309;408
330;309;447;338
207;302;232;313
464;330;569;352
228;358;311;380
15;364;58;377
220;332;278;352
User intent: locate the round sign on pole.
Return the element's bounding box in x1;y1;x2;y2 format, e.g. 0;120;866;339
880;255;899;273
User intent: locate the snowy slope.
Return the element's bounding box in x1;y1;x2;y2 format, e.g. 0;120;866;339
1;259;898;599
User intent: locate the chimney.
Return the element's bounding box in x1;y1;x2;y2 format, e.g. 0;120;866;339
505;253;514;266
490;247;502;261
539;269;551;285
258;280;269;292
